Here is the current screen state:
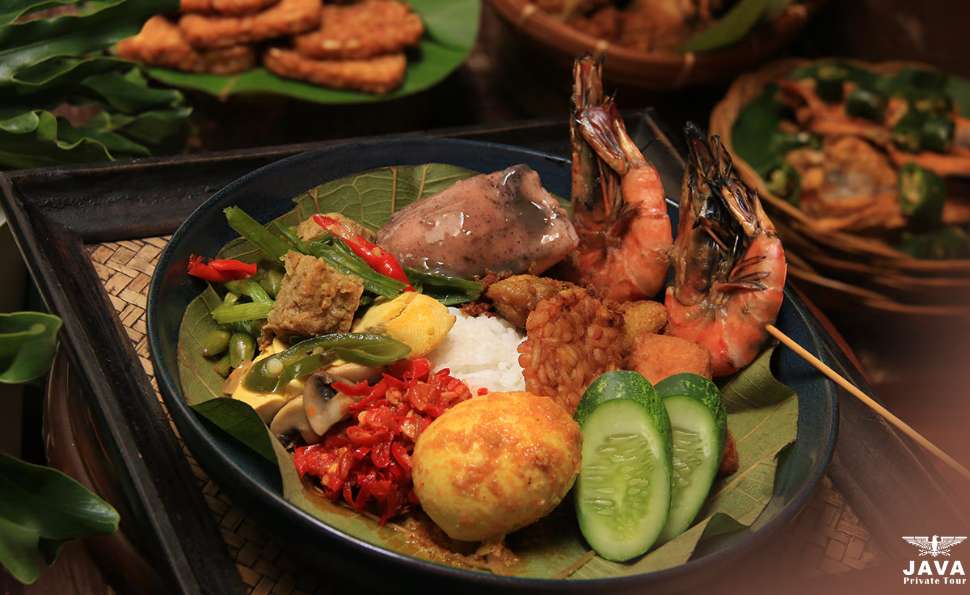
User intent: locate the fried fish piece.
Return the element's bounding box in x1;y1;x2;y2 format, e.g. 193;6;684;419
263;48;406;94
116;15;255;74
180;0;279;16
179;0;321;48
293;0;423;60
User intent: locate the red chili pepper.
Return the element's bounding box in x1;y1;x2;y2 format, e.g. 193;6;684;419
292;358;472;524
312;214;413;290
187;255;257;283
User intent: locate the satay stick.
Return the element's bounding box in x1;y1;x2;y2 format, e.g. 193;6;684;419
765;324;970;482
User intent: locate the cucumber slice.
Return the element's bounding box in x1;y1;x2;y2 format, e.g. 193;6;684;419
655;373;727;544
575;392;672;562
574;370;659;426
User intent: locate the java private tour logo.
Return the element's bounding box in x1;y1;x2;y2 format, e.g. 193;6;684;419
901;535;967;586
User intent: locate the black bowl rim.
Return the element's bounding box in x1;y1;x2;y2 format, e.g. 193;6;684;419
147;136;839;590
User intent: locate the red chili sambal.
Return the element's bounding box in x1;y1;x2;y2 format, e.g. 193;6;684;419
293;358;472;524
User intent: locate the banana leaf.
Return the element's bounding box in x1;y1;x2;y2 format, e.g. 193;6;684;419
176;166;800;578
0;453;119;584
143;0;481;105
0;311;61;383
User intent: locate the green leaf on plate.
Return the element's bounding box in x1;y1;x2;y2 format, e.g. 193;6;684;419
143;0;480;105
0;311;61;384
681;0;771;53
0;453;119;584
177;286;276;462
571;348;797;577
218;163;476;262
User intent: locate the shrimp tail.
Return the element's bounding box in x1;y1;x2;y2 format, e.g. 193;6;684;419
571;56;603;213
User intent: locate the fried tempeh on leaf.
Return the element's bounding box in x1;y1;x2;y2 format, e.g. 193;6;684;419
116;15;255;74
263;48;406;94
179;0;321;48
293;0;423;60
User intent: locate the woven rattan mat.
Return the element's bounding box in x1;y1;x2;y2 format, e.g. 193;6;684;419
87;236;879;594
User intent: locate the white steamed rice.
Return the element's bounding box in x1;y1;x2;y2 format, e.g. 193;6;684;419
428;307;526;393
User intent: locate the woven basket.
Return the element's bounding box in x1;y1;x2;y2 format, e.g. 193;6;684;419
711;58;970;317
488;0;826;89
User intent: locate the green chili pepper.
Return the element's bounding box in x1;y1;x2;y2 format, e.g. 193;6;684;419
892;108;925;153
920;115;954;153
814;64;848;103
228;333;256;368
258;269;284;298
243;333;410;393
898;163;945;226
846;88;887;122
212;354;231;378
201;328;231;358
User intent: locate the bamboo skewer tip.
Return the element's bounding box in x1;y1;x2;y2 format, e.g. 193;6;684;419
765;324;970;482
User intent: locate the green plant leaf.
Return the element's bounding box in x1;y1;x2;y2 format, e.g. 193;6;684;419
143;0;480;105
0;0;176;86
0;311;61;383
681;0;771;53
0;453;119;584
218;163;477;262
571;348;797;577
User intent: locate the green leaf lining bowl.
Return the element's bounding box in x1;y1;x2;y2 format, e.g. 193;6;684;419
142;0;480;105
147;137;837;592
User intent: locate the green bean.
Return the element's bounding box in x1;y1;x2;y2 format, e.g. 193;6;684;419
224;207;290;262
212;354;231;378
259;269;284;299
211;302;273;325
201;328;231;358
228;332;256;368
405;267;483;305
224;279;273;304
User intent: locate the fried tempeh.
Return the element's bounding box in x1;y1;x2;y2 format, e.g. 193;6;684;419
179;0;321;48
180;0;279;16
263;48;406;94
116;15;255;74
293;0;423;60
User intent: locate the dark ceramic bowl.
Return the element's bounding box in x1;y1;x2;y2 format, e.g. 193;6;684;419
147;137;838;593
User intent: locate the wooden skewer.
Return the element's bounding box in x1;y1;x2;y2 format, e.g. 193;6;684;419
765;324;970;482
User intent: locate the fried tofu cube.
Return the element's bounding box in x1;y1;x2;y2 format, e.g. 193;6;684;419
626;333;712;385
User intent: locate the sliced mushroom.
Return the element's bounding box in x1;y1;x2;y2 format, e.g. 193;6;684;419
303;371;354;436
327;362;380;384
270;396;322;446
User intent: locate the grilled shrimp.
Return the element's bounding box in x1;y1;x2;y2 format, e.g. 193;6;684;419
665;124;787;377
568;56;672;302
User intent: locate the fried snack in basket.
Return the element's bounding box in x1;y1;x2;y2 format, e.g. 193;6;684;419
179;0;321;49
116;15;256;74
180;0;279;16
264;48;406;94
293;0;424;60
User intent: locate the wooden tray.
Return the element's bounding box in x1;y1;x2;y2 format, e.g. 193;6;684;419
2;114;964;594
